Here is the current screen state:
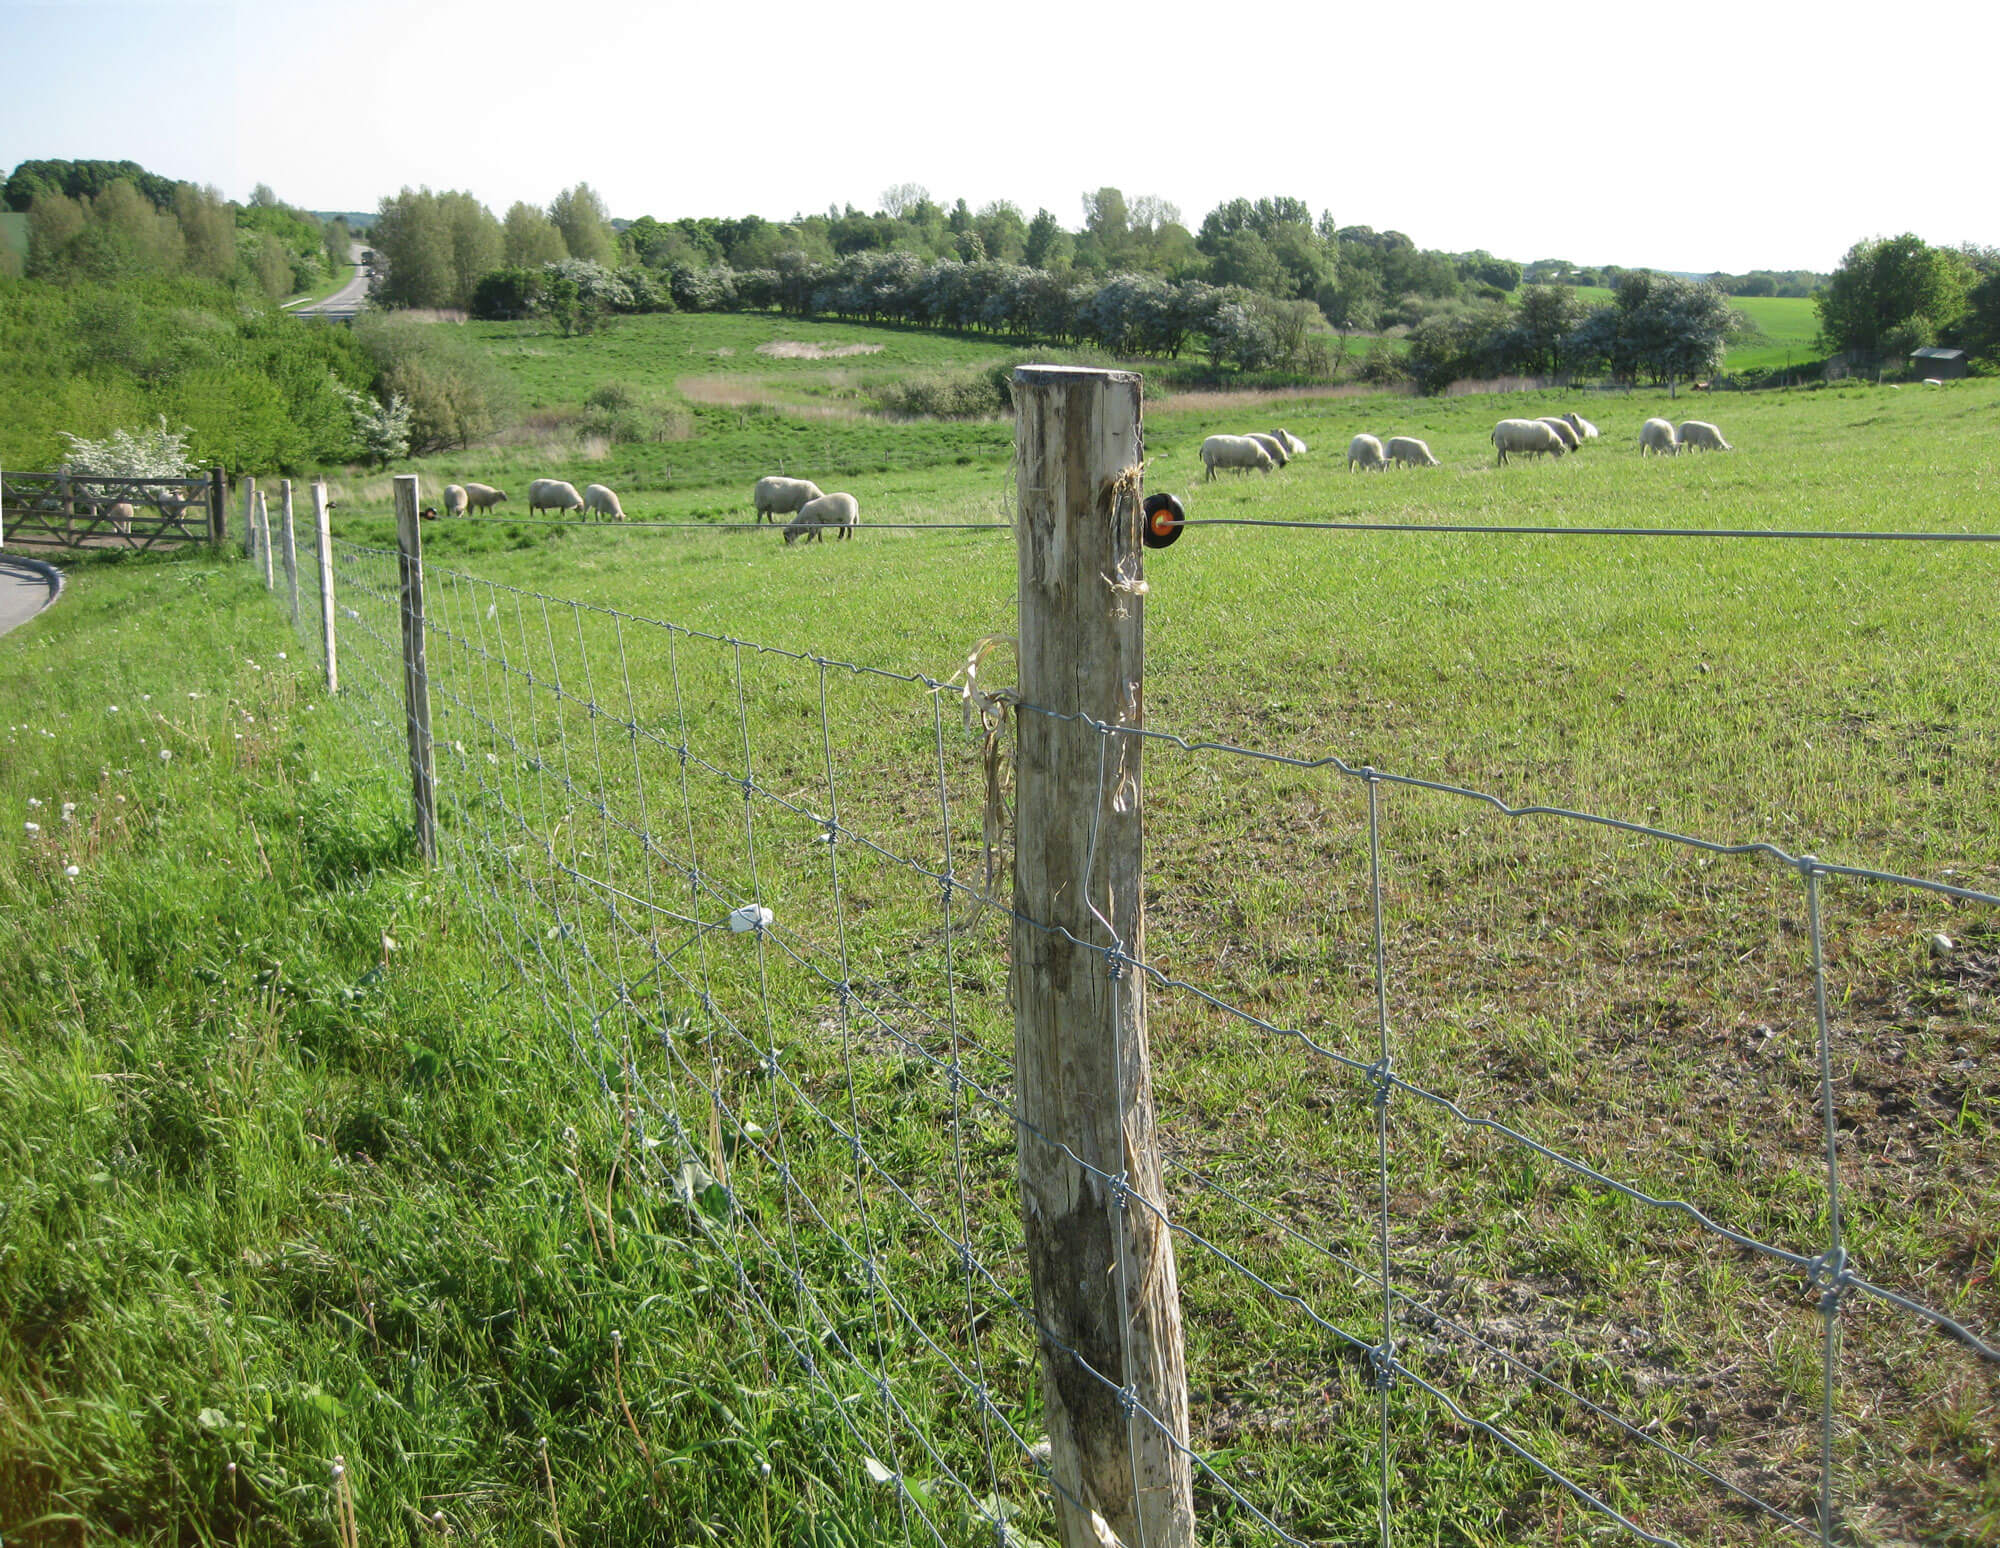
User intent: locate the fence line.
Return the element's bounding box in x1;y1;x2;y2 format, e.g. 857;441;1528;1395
270;425;1996;1547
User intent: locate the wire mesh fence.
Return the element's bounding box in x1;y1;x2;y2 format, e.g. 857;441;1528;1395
265;455;1999;1548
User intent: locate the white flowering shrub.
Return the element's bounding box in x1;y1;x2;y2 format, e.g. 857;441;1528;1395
337;385;413;467
59;416;199;479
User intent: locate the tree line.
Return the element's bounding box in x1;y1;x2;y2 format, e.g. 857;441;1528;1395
1813;234;2000;369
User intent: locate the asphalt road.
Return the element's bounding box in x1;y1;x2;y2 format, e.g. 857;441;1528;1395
0;555;62;638
288;240;374;321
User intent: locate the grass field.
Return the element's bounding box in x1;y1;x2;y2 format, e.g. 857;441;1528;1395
5;367;1997;1546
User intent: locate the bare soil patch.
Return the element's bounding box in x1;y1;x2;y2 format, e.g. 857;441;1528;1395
754;341;885;360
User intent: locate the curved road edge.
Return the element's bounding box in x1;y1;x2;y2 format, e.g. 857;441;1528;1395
0;552;65;638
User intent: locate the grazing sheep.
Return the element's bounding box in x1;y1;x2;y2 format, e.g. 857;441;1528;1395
1347;434;1389;471
1922;377;1944;387
1676;420;1732;452
583;483;627;521
1245;432;1290;468
1561;412;1600;440
442;484;469;519
784;491;860;544
1274;429;1308;455
1538;417;1582;451
104;500;135;534
462;481;508;512
1385;436;1441;468
1637;418;1680;456
753;475;825;523
1201;435;1276;480
1491;419;1568;464
528;478;586;517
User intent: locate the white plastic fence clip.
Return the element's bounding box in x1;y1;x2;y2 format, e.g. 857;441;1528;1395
727;903;774;934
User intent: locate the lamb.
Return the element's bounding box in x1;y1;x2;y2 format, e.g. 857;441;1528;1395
1561;413;1600;440
442;484;469;518
1200;435;1276;480
583;483;627;521
784;491;860;544
1385;436;1440;468
1347;434;1389;471
1538;417;1582;451
462;481;508;512
1274;429;1308;455
753;475;825;524
1245;432;1290;468
1637;418;1680;456
528;478;586;516
1491;419;1569;464
1676;420;1732;452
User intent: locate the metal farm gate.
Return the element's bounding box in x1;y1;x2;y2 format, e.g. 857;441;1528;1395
0;469;225;552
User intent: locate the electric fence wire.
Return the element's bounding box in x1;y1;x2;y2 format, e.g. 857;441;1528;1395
285;526;1999;1548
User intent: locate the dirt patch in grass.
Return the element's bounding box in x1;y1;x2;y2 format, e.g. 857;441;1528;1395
755;341;886;360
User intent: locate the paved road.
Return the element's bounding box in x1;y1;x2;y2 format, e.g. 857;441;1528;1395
0;555;62;638
288;240;373;321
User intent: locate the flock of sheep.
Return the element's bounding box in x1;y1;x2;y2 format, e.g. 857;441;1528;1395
418;473;861;544
1199;412;1733;479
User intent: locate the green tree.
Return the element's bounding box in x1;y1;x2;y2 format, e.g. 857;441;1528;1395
548;183;614;266
372;188;500;309
1023;208;1071;270
1816;234;1971;360
504;201;567;268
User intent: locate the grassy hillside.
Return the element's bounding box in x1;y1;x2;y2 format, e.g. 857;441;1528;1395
6;376;1996;1545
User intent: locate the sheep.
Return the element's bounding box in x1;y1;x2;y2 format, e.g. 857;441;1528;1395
1561;413;1600;440
753;475;825;523
583;483;627;521
1676;420;1732;452
442;484;469;518
1385;436;1441;468
1538;417;1582;451
1637;418;1680;456
462;481;508;512
1347;434;1389;471
103;500;135;534
784;491;860;545
1923;377;1944;387
1245;432;1290;469
1200;435;1276;480
1274;429;1308;455
528;478;586;517
1491;419;1569;464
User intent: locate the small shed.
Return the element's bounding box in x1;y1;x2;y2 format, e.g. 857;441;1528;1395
1910;346;1968;380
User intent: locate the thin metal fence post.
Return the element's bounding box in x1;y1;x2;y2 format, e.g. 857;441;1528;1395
314;481;338;694
280;479;300;627
394;474;437;862
1010;364;1194;1548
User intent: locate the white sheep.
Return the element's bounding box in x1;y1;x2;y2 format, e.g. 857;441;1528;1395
528;478;585;516
1538;417;1582;451
1201;435;1276;480
1347;434;1389;471
1676;420;1732;452
1274;429;1308;455
1561;412;1600;440
753;475;825;523
1385;436;1440;468
1245;432;1290;469
784;491;860;544
1492;419;1569;464
1637;418;1680;456
442;484;469;518
583;483;627;521
462;481;508;512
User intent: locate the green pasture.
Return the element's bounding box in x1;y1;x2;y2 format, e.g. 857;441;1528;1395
1723;295;1823;373
6;374;1997;1545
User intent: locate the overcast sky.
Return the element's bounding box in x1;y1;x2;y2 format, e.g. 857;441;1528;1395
5;0;1995;275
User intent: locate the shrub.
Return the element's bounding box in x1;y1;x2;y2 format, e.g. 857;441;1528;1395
352;312;513;454
470;266;542;320
873;371;1009;420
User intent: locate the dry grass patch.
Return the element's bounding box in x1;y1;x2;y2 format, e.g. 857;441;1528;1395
754;340;886;359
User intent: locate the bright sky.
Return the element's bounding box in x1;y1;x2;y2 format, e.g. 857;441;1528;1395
5;0;1995;276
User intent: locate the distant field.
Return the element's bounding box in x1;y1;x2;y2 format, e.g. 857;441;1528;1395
1726;294;1824;371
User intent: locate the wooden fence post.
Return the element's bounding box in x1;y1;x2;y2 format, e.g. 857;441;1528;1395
1009;365;1194;1548
209;468;227;545
257;491;275;590
314;481;339;694
394;474;437;863
280;479;300;626
242;475;258;559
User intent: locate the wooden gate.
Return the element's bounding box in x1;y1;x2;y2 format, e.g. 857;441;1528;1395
1;470;223;551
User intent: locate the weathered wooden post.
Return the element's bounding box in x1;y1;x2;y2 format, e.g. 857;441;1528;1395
1010;365;1194;1548
393;474;437;862
241;475;258;559
280;479;300;626
209;467;227;545
314;481;339;694
257;491;275;590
